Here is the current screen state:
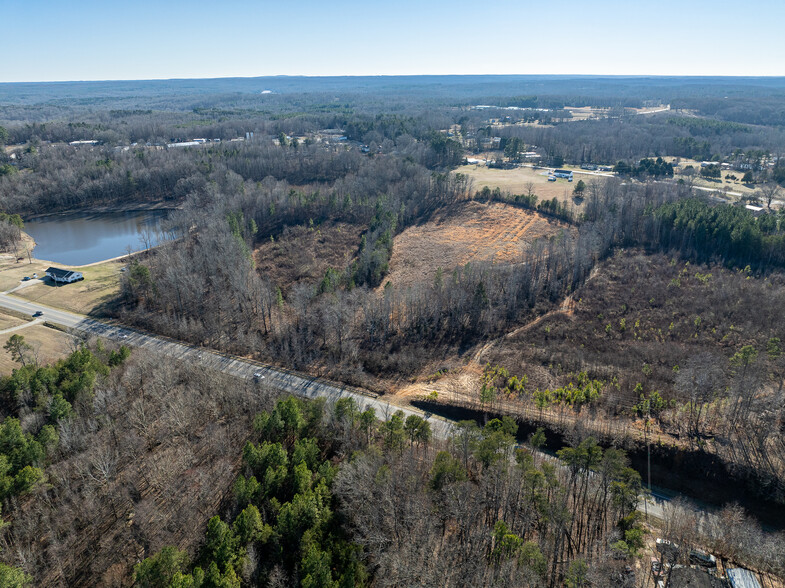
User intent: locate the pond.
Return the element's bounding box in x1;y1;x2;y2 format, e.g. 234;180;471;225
24;209;170;266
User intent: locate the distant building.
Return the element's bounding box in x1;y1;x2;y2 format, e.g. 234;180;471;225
45;267;84;284
167;141;202;148
553;169;574;180
727;568;762;588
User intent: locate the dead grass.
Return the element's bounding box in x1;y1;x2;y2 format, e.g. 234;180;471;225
456;163;590;205
0;310;28;331
384;201;571;290
12;260;125;315
672;158;755;197
0;324;72;375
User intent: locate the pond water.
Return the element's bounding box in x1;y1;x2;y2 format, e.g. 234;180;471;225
24;210;169;266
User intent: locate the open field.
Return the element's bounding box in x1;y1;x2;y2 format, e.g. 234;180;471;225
0;323;72;374
456;163;587;204
0;309;29;331
254;221;364;293
671;158;756;197
384;201;571;289
0;258;53;292
10;259;124;315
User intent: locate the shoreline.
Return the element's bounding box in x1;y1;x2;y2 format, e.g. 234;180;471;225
5;231;156;270
24;200;181;222
17;202;175;267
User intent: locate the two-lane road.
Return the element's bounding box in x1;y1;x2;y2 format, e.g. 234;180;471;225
0;292;675;521
0;292;457;440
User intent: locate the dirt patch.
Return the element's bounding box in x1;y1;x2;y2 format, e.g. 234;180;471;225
384;201;570;289
254;221;364;292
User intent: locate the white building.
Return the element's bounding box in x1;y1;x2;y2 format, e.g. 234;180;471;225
46;267;84;284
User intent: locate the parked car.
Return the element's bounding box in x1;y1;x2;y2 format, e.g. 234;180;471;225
548;176;556;182
253;372;265;380
32;310;43;317
32;273;37;279
689;549;717;567
651;558;662;574
656;538;680;559
22;276;30;281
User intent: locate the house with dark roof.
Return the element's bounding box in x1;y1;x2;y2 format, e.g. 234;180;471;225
45;267;84;284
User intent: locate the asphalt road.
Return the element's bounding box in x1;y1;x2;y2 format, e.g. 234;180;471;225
0;292;674;519
0;293;457;440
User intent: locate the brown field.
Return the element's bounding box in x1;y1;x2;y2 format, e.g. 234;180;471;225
0;310;28;331
0;323;72;374
254;221;364;292
0;259;53;292
12;259;125;315
384;201;571;290
456;163;601;205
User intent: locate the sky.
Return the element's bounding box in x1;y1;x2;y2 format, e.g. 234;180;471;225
3;0;784;82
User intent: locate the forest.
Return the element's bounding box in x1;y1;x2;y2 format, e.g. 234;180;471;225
1;76;785;586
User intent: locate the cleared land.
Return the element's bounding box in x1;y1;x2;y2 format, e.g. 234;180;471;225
384;201;570;289
0;323;72;374
254;221;364;292
456;163;592;205
672;159;755;197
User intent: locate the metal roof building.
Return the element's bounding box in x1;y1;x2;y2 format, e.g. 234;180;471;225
726;568;761;588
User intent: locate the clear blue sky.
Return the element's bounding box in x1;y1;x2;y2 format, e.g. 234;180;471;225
4;0;784;82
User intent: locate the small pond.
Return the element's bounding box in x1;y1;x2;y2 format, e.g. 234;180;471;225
24;210;169;266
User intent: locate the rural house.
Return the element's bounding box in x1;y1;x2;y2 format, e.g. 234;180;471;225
45;267;84;284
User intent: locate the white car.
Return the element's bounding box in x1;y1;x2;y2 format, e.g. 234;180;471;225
253;372;265;380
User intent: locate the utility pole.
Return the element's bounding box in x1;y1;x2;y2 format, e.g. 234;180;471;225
643;398;651;523
648;402;652;502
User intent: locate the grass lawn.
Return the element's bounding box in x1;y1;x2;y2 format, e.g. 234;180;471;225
0;310;29;331
10;259;124;316
0;324;72;375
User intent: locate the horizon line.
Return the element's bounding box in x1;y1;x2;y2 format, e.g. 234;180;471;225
2;73;785;85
